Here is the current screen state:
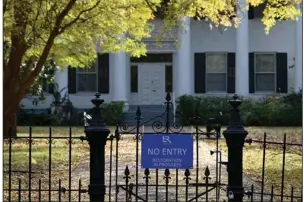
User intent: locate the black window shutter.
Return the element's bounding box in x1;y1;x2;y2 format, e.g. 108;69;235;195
249;52;255;93
248;6;255;19
227;53;235;93
276;53;288;93
194;53;206;93
68;66;76;94
165;65;173;92
98;53;109;94
130;65;138;93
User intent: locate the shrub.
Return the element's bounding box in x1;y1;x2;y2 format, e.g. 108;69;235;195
83;101;125;126
17;101;125;126
18;113;61;126
100;101;125;125
176;92;302;126
176;95;231;125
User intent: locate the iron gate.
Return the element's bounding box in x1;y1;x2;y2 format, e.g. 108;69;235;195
107;92;227;202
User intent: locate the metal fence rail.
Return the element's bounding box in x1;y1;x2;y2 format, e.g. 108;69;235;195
3;128;88;202
244;133;302;202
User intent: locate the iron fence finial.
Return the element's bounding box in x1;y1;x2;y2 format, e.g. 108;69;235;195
227;94;243;130
91;92;103;108
135;106;142;122
166;92;171;102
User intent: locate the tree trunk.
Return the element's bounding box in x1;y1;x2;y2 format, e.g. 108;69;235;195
3;84;19;137
2;0;77;138
3;111;17;137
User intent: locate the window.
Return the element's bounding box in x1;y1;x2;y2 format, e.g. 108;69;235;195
77;61;97;92
255;53;276;92
206;53;227;92
130;65;138;93
165;65;173;92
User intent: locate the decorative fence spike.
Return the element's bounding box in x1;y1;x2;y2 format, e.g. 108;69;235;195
124;166;130;178
144;168;150;177
166;92;171;102
204;166;210;177
184;169;190;178
164;169;170;177
136;106;141;119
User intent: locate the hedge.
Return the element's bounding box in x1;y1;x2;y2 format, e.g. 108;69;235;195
176;91;302;126
18;101;125;126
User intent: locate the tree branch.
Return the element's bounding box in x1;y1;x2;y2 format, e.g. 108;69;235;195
19;0;77;94
31;0;44;35
58;0;101;34
54;0;77;31
144;0;158;13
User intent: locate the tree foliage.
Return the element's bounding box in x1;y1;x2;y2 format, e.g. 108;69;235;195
3;0;302;136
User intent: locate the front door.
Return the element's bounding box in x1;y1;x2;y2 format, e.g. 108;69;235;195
139;63;165;105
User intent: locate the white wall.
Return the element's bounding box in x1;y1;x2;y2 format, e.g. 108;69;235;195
191;19;296;97
249;19;296;92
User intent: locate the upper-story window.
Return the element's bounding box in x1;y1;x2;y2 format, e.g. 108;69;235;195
77;61;98;92
206;53;227;92
255;53;276;92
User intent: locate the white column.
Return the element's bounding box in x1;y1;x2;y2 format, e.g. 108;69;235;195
55;66;68;98
176;17;192;97
112;52;128;102
295;4;302;92
235;0;249;96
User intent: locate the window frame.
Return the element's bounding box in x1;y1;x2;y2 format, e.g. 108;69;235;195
205;52;228;93
76;61;98;93
254;52;276;93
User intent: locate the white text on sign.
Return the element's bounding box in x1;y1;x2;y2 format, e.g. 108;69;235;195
147;148;187;155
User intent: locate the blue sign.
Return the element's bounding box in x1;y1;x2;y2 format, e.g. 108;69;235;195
141;133;193;169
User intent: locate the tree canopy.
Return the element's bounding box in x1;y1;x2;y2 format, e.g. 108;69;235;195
3;0;302;136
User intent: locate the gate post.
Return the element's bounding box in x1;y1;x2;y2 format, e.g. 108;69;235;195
223;95;248;202
85;93;110;202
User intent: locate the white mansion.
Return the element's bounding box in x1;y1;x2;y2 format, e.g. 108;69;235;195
21;3;303;110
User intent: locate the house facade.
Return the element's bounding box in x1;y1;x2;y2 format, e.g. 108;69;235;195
21;5;303;111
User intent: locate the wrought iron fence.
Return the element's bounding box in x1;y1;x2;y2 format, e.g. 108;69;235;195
3;128;88;202
243;133;302;202
3;92;303;202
